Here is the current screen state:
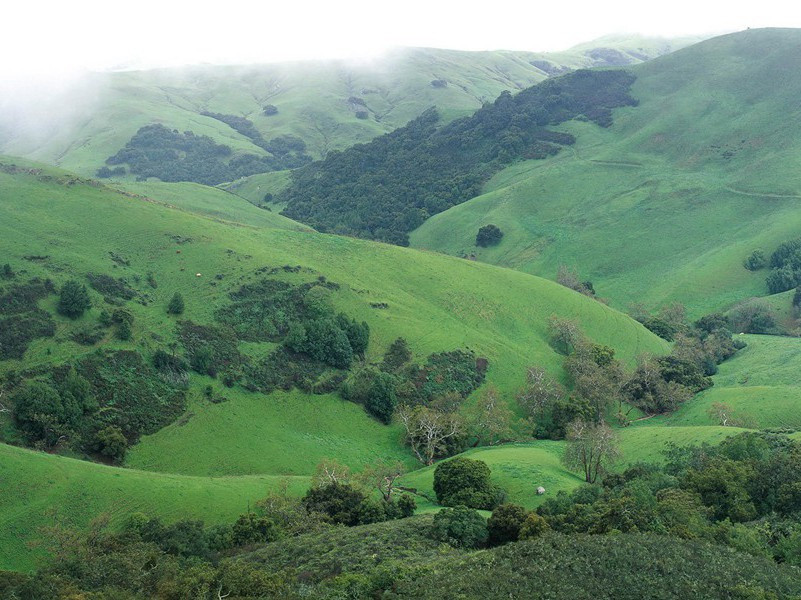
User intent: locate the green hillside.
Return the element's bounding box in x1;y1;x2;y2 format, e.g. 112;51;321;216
0;40;698;179
642;334;801;429
0;159;666;569
0;442;309;572
411;29;801;317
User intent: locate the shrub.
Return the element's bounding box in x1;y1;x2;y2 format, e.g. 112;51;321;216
431;506;488;548
487;504;529;546
92;425;128;463
262;104;278;116
518;512;550;539
363;371;398;424
381;338;412;372
57;279;91;319
12;380;80;446
355;110;369;120
302;482;367;526
1;263;13;279
743;250;767;271
476;224;504;247
167;292;185;315
434;457;502;510
231;513;280;546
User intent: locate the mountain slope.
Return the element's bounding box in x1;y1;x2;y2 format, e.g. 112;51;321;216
0;39;699;178
411;28;801;316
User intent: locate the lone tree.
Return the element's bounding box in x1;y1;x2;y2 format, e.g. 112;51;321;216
433;456;502;510
563;419;620;483
58;280;91;319
476;224;504;247
397;404;463;465
167;292;185;315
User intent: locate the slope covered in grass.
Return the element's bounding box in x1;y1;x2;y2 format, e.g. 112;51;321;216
641;334;801;429
412;29;801;316
0;159;666;570
0;442;309;572
0;40;698;178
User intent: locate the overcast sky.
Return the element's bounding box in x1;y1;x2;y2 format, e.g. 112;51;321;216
4;0;801;77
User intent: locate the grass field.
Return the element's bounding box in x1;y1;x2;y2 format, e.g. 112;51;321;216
0;159;667;570
0;40;699;177
0;442;309;572
411;29;801;318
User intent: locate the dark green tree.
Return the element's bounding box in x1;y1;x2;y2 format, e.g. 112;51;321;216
487;503;529;546
1;263;13;279
231;513;280;546
93;425;128;463
431;506;488;548
57;280;91;319
476;224;504;247
301;481;367;526
433;457;502;510
364;371;398;424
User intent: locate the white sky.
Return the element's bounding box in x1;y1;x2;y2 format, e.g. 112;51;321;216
3;0;801;77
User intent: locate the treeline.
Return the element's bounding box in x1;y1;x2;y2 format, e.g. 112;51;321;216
280;69;638;245
100;123;310;185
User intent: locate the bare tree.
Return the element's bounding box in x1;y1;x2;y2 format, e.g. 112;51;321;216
546;315;584;355
0;391;8;413
470;385;515;446
563;419;620;484
312;459;351;487
357;460;405;502
516;366;564;418
397;405;463;465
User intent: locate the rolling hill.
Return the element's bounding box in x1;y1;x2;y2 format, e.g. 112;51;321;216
411;28;801;316
0;37;700;179
0;158;667;569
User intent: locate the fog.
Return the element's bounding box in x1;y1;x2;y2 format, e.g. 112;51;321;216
1;0;799;158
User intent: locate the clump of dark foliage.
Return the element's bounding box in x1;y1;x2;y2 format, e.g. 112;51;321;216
0;278;56;359
103;123;310;186
475;224;504;247
280;69;638;245
7;350;185;460
766;236;801;293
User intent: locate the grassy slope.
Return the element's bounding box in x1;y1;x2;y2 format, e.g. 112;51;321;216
640;334;801;429
0;161;666;568
411;29;801;317
0;41;698;177
0;442;309;572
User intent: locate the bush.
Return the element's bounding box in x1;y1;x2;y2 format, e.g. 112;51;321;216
231;513;280;546
743;250;767;271
262;104;278;116
92;425;128;463
434;457;502;510
1;263;14;279
302;482;367;526
12;380;80;446
57;279;91;319
476;224;504;247
487;503;528;546
167;292;185;315
431;506;488;548
363;371;398;424
518;512;550;539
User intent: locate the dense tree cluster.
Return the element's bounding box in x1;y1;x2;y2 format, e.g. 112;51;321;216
103;123;309;186
766;237;801;293
280;70;638;245
475;224;504;247
8;350;185;457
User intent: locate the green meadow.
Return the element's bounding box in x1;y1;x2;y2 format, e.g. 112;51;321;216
411;29;801;317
